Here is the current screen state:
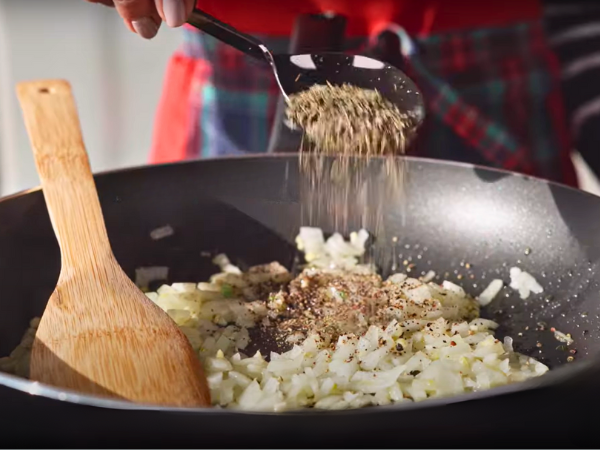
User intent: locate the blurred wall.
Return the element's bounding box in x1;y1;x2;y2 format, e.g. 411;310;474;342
0;0;180;195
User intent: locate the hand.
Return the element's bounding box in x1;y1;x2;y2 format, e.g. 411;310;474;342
87;0;196;39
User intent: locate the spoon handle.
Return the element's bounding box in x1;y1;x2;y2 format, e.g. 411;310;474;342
16;80;112;269
187;8;268;62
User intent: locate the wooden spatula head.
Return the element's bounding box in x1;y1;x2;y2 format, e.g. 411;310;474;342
17;80;210;407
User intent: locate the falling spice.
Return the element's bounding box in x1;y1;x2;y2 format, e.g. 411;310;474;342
286;83;413;157
290;83;416;267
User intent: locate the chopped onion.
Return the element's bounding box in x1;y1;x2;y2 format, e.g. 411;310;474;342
135;266;169;290
553;329;574;346
422;270;436;283
150;224;174;240
478;279;503;306
509;267;543;299
3;227;550;413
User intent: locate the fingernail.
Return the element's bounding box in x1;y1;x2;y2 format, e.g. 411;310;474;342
163;0;187;27
132;17;160;39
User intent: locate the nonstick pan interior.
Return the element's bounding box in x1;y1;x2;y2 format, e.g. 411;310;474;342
1;155;600;371
0;155;599;446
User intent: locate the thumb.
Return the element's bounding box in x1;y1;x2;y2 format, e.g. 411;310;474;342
155;0;196;28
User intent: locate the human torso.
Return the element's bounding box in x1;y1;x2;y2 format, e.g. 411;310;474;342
195;0;542;37
153;0;576;187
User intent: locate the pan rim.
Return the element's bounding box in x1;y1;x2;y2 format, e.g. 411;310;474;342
1;153;597;203
0;154;596;413
0;358;594;413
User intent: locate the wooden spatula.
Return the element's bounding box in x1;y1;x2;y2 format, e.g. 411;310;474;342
16;79;211;407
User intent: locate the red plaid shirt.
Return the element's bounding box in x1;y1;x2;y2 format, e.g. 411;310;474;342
195;0;542;37
152;0;577;187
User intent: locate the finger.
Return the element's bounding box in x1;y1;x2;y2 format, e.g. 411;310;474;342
86;0;116;6
113;0;162;39
123;18;136;34
155;0;195;28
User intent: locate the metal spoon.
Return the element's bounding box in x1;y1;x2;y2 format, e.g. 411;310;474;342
187;9;425;130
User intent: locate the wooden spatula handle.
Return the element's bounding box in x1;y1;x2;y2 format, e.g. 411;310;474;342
16;80;112;269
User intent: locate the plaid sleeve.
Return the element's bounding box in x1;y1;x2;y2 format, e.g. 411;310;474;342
387;21;577;185
408;58;535;173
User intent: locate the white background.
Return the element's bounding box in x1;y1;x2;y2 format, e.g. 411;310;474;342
0;0;180;195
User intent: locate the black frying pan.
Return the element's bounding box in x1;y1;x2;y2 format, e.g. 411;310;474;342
0;155;599;447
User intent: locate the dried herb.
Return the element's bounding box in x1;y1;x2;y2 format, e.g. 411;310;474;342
289;83;413;265
286;83;412;157
221;283;234;298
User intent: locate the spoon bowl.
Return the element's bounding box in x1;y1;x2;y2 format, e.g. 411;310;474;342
272;52;424;128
